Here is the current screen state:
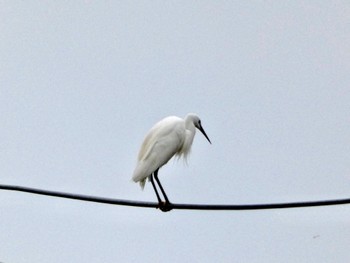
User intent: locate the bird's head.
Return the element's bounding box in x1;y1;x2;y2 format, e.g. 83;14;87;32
189;114;211;144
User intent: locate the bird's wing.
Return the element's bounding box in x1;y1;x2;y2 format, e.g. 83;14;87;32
132;117;185;182
137;116;184;161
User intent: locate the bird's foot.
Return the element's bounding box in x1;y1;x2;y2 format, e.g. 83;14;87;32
158;201;173;212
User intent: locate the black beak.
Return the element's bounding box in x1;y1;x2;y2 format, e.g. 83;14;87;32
198;124;211;144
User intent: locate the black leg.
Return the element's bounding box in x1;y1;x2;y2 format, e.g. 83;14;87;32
154;169;171;204
150;173;162;204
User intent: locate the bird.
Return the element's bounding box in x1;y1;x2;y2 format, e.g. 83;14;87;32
132;113;211;211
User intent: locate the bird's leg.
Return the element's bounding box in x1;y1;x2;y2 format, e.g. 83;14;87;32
154;169;172;212
150;173;162;204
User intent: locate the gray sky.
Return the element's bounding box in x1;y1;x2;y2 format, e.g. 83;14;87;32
1;1;350;262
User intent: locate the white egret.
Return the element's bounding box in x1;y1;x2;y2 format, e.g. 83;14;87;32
132;113;211;211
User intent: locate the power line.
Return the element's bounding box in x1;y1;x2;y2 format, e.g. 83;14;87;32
0;184;349;212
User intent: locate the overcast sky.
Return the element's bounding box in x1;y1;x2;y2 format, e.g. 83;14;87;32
1;1;350;262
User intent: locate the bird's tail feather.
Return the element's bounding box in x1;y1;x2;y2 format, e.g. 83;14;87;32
139;178;146;190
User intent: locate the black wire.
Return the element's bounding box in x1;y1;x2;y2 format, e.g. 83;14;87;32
1;184;349;212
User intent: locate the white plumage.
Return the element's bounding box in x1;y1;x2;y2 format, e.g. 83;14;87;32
132;113;211;208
